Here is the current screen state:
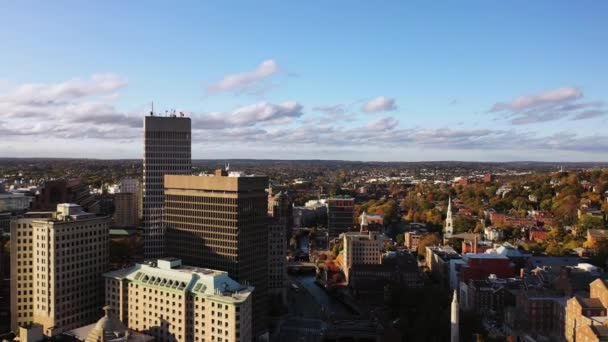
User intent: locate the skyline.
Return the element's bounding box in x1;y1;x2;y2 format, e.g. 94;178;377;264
1;1;608;161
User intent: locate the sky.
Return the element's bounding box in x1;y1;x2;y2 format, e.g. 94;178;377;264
0;1;607;161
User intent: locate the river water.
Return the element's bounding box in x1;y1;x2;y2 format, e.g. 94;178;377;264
292;273;355;316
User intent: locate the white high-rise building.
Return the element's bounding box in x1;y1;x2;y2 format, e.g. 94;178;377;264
341;224;386;282
142;114;191;258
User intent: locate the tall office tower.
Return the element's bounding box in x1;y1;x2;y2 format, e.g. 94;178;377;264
267;191;291;304
142;114;191;259
113;192;137;228
119;178;142;220
327;196;355;236
10;211;54;333
10;204;110;337
104;258;253;342
268;188;293;242
164;170;269;337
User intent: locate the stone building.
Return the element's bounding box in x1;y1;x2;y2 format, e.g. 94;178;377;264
103;258;253;342
11;204;109;337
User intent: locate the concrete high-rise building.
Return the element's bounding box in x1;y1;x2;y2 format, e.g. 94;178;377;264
327;196;355;236
113;192;138;228
104;258;253;342
119;178;142;221
10;204;110;337
267;191;291;304
142;114;191;259
164;171;269;336
10;211;54;333
268;189;293;241
341;227;386;283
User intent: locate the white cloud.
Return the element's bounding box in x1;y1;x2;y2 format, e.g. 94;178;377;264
365;117;398;131
313;104;346;116
1;74;127;107
490;87;582;112
193;101;303;129
207;59;281;94
490;87;606;124
362;96;396;113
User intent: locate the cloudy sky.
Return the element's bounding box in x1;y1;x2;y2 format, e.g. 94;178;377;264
1;1;607;161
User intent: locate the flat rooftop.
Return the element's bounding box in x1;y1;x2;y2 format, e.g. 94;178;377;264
165;174;268;192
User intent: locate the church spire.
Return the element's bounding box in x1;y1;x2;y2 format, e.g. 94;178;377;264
360;211;368;233
451;290;459;342
445;196;454;239
447;195;452;213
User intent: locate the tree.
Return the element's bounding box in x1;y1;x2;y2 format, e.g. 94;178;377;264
580;215;605;231
417;233;441;257
540;198;553;211
289;236;297;250
395;233;405;245
332;243;342;258
454;216;476;233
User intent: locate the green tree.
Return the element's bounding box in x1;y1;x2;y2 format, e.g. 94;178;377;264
331;243;342;258
395;233;405;245
417;233;441;257
579;215;605;232
289;236;297;250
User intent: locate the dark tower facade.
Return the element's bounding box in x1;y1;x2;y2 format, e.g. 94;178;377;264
142;115;191;258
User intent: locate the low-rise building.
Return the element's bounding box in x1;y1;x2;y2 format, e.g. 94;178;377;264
425;246;461;284
0;193;32;212
565;279;608;342
404;230;425;251
587;229;608;247
460;253;516;285
484;227;504;242
460;276;519;315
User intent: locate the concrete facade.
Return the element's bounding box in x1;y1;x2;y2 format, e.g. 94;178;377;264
11;204;110;337
163;173;269;337
104;259;252;342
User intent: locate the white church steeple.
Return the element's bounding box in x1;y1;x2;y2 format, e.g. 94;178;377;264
360;211;368;233
445;196;454;239
451;289;459;342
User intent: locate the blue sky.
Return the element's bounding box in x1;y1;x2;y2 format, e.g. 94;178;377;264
1;1;607;161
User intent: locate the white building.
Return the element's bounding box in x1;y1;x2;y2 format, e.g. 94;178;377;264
341;218;387;282
103;258;253;342
0;193;32;212
484;227;504;242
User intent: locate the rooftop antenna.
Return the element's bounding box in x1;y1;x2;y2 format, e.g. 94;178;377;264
150;101;154;116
